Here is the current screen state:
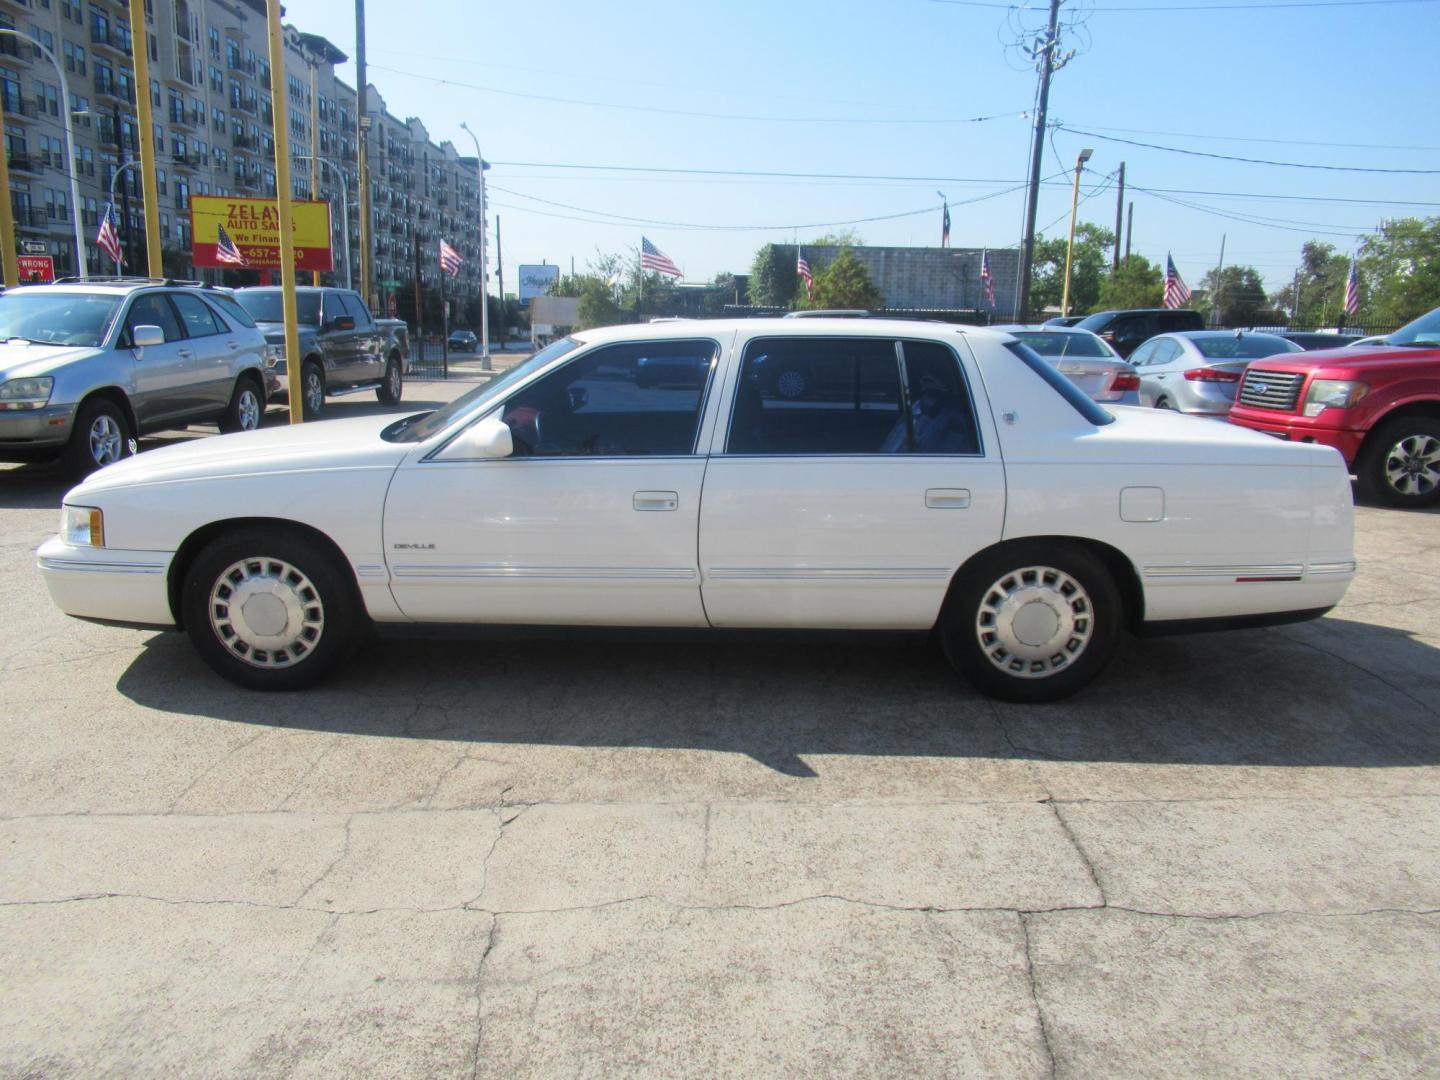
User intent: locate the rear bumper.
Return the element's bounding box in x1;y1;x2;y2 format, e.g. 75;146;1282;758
37;537;176;628
1228;411;1366;466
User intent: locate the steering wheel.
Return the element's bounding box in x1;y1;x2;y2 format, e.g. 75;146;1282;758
531;409;544;451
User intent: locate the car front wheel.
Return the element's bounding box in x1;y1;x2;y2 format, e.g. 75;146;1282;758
940;541;1122;703
377;355;403;405
181;528;362;690
301;361;325;420
64;396;134;477
1358;417;1440;508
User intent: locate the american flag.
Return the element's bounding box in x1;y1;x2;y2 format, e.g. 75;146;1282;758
96;202;123;265
941;202;951;248
439;239;463;277
1343;255;1359;316
215;223;248;266
796;248;813;299
1163;254;1191;309
640;236;682;278
980;248;995;309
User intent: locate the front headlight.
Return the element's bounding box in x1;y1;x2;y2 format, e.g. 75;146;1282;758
1303;379;1369;417
61;504;105;548
0;376;55;411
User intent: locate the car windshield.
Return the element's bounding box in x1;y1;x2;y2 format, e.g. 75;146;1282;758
0;290;123;347
1074;312;1115;332
234;290;322;326
1386;307;1440;347
1012;331;1112;358
1192;334;1299;359
382;337;584;443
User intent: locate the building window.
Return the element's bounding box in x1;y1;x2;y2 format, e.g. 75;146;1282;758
208;26;219;58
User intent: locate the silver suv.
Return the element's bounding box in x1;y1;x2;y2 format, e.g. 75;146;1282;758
0;279;270;475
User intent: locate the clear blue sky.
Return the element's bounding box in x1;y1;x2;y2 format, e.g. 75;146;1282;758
287;0;1440;294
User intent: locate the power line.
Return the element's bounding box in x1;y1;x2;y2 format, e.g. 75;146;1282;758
1132;185;1371;236
1063;122;1440;152
928;0;1438;10
366;62;1026;126
1057;125;1440;174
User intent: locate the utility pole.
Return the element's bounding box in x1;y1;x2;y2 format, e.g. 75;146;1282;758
265;0;303;423
0;103;15;286
309;59;321;286
124;2;161;278
1112;161;1125;272
1125;202;1133;260
412;231;423;362
1211;233;1226;323
355;0;372;308
495;215;504;345
1016;0;1065;320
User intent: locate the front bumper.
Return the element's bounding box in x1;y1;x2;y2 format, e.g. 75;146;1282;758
1228;410;1366;466
0;402;79;457
37;537;177;629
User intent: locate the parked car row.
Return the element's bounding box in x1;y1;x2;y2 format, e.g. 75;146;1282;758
0;279;412;475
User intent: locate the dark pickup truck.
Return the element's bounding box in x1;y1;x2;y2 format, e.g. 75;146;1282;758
234;286;408;418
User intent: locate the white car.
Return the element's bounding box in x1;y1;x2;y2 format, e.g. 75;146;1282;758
37;319;1356;702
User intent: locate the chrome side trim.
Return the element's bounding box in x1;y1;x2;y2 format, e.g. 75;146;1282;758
1307;561;1357;575
706;566;952;582
391;564;697;581
1143;564;1305;580
36;561;167;578
354;564;389;578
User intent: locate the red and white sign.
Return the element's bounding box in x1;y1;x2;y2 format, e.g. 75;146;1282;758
16;255;54;283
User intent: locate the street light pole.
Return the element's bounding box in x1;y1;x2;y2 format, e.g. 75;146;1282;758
458;121;490;371
311;155;351;290
1061;147;1093;318
0;29;89;278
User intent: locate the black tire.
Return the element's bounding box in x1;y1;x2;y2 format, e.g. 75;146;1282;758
63;396;133;478
181;527;363;691
377;354;403;405
1356;416;1440;508
218;374;265;434
939;540;1123;703
301;360;325;420
1155;397;1173;410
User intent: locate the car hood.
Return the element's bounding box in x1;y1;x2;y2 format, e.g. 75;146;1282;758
1241;344;1440;375
0;341;102;380
70;413;412;497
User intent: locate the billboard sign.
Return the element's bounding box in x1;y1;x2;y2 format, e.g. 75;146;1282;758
518;263;560;303
16;255;54;283
189;196;333;271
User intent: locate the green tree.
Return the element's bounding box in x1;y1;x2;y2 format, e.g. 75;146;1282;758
748;243;799;308
1272;242;1351;327
1194;265;1270;326
1093;254;1162;310
1031;223;1115;316
1358;217;1440;325
549;273;622;330
802;246;883;310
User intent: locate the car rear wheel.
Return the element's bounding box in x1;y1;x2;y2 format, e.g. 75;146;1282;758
301;361;325;420
64;397;134;477
1155;396;1173;410
1358;416;1440;508
181;528;362;690
376;355;403;405
940;541;1122;703
219;374;265;433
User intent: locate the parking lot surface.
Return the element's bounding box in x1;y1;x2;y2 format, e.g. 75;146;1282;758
1;386;1437;1078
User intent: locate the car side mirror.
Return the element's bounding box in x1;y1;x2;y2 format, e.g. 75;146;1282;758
132;324;165;349
436;413;513;461
333;315;356;331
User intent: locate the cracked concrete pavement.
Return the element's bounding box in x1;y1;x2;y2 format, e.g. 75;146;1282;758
2;385;1438;1077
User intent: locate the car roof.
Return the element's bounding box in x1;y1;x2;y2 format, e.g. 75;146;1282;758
571;318;1018;346
991;323;1100;335
10;279;221;296
1168;330;1289;340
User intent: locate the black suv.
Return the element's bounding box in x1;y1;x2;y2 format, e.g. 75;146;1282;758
1075;308;1204;358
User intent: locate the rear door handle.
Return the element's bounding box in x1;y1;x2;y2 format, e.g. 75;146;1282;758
633;491;679;512
925;488;971;509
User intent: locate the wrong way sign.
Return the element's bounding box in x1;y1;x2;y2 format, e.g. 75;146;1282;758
16;255;54;283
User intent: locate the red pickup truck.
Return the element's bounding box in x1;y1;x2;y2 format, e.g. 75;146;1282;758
1229;307;1440;507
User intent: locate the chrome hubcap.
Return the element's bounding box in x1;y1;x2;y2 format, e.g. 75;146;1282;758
238;389;261;430
389;365;401;397
208;556;325;669
1384;434;1440;497
304;372;323;412
975;565;1094;679
88;414;124;465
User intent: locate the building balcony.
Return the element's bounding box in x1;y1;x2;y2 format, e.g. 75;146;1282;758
6;153;38;174
1;96;37;120
12;207;50;229
89;28;133;58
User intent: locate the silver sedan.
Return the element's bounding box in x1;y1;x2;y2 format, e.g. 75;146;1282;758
1130;331;1302;417
995;325;1140;404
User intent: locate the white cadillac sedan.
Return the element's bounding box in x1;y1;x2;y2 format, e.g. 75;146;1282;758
37;319;1356;703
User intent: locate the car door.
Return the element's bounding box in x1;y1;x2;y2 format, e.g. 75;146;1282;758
698;335;1005;629
168;291;237;415
120;292;197;428
382;336;724;625
340;291;383;384
318;291;360;386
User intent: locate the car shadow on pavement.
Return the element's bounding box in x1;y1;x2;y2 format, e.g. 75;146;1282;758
114;616;1440;775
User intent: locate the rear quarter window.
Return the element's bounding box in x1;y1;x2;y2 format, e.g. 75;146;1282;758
1004;341;1114;426
205;292;256;329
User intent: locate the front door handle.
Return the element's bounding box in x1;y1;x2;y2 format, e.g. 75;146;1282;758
633;490;679;512
925;488;971;509
227;340;241;350
177;348;193;358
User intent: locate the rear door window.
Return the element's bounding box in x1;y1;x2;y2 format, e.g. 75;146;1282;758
169;292;227;338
